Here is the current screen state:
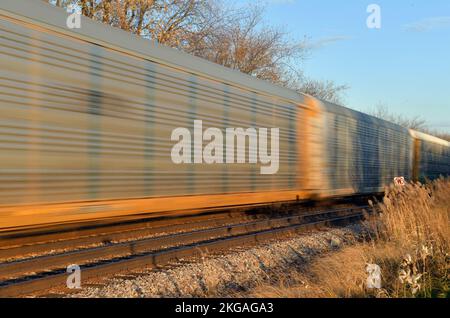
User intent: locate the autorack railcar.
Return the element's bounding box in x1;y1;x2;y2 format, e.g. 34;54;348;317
0;1;448;231
410;130;450;182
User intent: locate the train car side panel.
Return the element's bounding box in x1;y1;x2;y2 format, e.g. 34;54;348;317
320;102;413;195
410;130;450;181
0;2;311;230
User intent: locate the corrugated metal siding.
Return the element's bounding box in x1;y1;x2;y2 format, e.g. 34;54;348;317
322;103;413;193
0;15;302;206
1;1;302;103
418;141;450;180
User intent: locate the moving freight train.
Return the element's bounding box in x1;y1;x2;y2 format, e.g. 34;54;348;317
0;1;449;230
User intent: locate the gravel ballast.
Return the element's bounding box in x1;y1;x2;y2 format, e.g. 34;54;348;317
65;224;362;298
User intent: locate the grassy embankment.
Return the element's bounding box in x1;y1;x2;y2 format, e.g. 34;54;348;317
249;178;450;298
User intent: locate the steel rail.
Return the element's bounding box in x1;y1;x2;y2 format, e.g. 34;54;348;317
0;203;370;259
0;208;366;297
0;209;252;249
0;212;264;260
0;193;378;248
0;206;366;279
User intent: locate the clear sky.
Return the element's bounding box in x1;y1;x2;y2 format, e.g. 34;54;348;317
240;0;450;132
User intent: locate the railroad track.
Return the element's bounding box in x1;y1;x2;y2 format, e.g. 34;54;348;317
0;203;370;297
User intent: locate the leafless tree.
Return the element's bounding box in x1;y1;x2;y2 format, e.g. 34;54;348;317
46;0;210;46
369;104;427;130
42;0;348;103
188;4;306;85
367;104;450;140
295;78;349;105
418;127;450;141
434;133;450;141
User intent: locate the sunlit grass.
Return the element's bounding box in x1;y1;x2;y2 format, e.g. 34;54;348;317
248;178;450;298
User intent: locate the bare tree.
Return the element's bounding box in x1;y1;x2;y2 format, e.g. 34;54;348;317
367;104;450;140
433;132;450;141
369;104;427;130
42;0;348;103
295;78;349;104
418;127;450;141
186;4;307;85
45;0;209;46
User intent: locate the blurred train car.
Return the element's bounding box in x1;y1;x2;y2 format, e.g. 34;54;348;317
0;1;448;231
0;1;315;230
410;130;450;181
315;100;414;197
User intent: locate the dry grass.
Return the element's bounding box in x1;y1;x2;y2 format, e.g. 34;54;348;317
249;178;450;298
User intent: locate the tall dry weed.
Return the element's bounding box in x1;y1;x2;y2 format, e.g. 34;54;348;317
367;178;450;297
249;178;450;298
371;178;449;252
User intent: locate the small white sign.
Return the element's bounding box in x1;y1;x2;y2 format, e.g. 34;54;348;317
394;177;406;186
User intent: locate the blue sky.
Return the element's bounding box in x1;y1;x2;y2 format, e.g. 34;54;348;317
240;0;450;132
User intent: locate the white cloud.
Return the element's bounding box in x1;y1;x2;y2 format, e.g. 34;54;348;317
403;16;450;32
300;35;352;50
263;0;297;5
